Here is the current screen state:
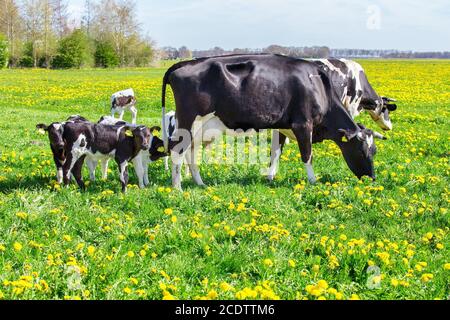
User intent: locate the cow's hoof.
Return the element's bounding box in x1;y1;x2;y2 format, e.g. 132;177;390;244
267;175;275;182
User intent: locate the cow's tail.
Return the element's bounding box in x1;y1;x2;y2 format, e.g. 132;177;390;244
161;70;171;152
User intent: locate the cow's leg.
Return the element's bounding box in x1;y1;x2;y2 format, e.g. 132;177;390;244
118;109;125;121
101;159;109;180
165;156;169;171
268;130;287;181
292;123;317;184
132;153;145;189
85;158;97;182
185;143;205;187
117;160;129;193
130;106;138;125
72;156;87;191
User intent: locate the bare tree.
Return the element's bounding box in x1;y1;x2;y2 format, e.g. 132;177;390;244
52;0;70;38
82;0;94;37
0;0;23;64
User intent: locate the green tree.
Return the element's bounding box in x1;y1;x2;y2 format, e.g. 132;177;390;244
52;29;89;69
0;33;9;68
94;39;119;68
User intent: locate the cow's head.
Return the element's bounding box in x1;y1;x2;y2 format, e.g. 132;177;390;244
366;97;397;131
36;123;66;161
126;126;153;151
338;124;386;180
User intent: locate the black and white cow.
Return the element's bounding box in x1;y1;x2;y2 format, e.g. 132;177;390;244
313;59;397;130
111;89;138;125
161;54;386;190
267;58;396;181
37;115;109;184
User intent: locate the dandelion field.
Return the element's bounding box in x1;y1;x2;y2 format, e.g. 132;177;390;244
0;60;449;300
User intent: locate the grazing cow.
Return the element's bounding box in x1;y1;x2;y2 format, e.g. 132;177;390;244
313;59;397;130
268;58;397;181
161;54;386;190
37;115;109;184
111;89;138;125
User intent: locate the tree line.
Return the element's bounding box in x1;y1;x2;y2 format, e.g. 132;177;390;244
0;0;155;69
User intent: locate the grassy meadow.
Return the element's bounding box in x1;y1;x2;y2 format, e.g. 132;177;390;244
0;60;449;300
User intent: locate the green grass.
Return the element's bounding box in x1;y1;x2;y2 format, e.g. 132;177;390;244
0;60;449;300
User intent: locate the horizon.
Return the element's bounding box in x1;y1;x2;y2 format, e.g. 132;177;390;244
66;0;449;52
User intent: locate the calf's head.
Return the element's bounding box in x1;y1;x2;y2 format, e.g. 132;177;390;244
149;135;167;162
125;126;152;151
338;124;386;180
36;123;66;160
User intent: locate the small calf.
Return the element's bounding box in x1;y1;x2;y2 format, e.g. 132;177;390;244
111;89;137;125
37;115;109;184
98;115;167;186
62;121;162;192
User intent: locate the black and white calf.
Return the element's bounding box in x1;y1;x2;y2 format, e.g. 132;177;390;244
61;122;153;192
98;116;167;186
111;89;138;125
37;116;109;184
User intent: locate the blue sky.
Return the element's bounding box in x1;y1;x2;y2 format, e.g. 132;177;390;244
68;0;450;51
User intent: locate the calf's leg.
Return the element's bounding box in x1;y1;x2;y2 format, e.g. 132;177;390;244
132;153;145;189
117;160;129;193
86;158;97;182
72;156;87;191
101;159;109;180
130;106;138;125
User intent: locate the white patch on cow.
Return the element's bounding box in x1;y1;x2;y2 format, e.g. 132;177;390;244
366;135;374;149
305;163;317;184
57;168;63;184
111;88;135;101
119;161;128;184
132;152;146;188
193;113;257;140
267;148;282;181
52;123;63;133
101;159;110;180
66;134;87;179
99;116;122;125
340;59;365;117
318;59;346;79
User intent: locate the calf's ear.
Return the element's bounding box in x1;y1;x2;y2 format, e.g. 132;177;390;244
150;126;161;134
36;124;49;132
123;126;135;137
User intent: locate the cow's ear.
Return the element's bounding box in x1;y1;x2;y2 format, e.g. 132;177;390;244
150;126;161;135
338;129;358;142
36;124;49;132
386;104;397;112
